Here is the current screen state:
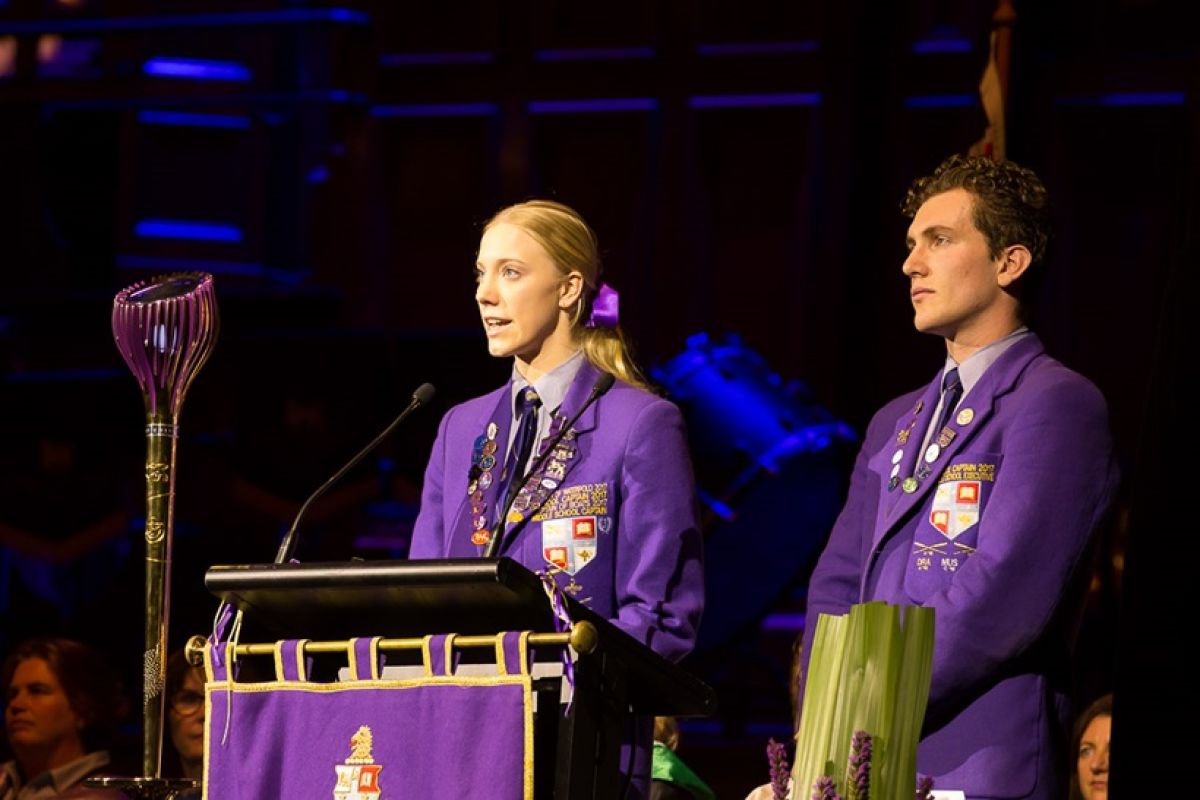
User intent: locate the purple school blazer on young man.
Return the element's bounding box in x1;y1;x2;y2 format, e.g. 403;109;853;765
410;361;704;663
804;334;1118;800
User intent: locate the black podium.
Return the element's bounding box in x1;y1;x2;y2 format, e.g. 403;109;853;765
205;557;716;798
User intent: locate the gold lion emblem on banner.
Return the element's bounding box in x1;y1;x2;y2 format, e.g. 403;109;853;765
334;725;382;799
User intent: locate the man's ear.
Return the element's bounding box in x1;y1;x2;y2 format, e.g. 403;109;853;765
559;271;585;309
997;244;1032;288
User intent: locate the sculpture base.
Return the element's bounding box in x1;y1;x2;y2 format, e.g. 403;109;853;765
85;776;200;799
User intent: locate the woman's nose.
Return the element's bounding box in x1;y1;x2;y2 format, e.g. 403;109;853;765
476;273;496;304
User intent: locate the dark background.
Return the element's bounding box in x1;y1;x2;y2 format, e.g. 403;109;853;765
0;0;1192;795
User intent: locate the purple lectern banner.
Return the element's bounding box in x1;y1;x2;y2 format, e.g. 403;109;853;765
203;634;534;799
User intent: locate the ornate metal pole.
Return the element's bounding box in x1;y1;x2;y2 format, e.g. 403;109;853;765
92;273;218;799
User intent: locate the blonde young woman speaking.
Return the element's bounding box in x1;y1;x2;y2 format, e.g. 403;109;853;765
410;200;703;665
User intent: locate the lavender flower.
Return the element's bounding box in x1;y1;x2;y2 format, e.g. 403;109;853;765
846;730;872;800
767;738;791;800
812;775;843;800
915;774;935;800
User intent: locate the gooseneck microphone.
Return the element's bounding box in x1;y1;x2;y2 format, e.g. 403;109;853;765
482;372;615;558
274;382;436;564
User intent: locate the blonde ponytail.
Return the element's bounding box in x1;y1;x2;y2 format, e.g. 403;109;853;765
579;325;653;394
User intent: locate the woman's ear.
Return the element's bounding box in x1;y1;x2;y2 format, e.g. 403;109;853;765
559;271;585;310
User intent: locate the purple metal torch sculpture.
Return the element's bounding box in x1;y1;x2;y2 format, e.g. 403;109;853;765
97;273;217;799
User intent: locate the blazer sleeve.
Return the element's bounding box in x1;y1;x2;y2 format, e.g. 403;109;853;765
920;373;1118;720
614;399;705;663
409;407;452;559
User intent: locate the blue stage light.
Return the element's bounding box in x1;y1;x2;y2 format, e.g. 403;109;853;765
904;93;977;109
688;92;821;109
137;110;251;129
133;219;244;243
143;57;251;82
527;98;658;114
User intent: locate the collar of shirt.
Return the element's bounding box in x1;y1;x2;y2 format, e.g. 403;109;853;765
2;751;111;797
507;350;586;460
510;349;586;418
917;327;1031;459
943;326;1032;396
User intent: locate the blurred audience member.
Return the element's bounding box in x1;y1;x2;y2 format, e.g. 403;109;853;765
650;716;715;800
1070;694;1112;800
1;638;125;799
163;651;204;782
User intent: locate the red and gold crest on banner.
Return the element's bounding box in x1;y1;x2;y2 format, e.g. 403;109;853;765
334;726;383;799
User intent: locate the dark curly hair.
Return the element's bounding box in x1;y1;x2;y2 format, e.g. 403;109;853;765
903;154;1052;270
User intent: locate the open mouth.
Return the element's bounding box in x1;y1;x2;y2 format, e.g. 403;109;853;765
483;317;511;334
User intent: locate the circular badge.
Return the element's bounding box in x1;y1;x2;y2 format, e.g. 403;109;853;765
507;510;523;524
479;455;496;471
479;471;493;489
482;440;498;456
956;408;975;426
541;478;558;490
891;449;904;465
902;477;919;494
486;422;498;440
471;529;490;546
924;443;941;463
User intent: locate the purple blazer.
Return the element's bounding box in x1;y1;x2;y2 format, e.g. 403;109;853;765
804;335;1118;800
411;361;704;663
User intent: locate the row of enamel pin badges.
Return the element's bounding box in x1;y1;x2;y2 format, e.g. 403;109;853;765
889;401;976;494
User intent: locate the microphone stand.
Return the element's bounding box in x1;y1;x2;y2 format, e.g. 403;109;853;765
275;382;436;564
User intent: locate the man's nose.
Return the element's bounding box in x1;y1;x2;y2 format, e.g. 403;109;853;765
903;247;925;277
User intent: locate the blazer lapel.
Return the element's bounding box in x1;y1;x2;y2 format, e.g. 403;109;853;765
874;335;1047;547
501;362;604;551
870;377;943;551
450;386;515;555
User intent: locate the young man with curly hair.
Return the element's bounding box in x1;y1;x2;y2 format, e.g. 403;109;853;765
803;155;1119;800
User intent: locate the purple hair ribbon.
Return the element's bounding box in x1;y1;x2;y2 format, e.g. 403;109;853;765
584;282;619;328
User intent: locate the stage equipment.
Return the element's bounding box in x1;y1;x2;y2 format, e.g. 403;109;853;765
92;273;218;799
652;333;857;652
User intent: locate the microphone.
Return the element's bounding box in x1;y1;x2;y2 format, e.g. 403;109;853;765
274;382;436;564
482;372;616;558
